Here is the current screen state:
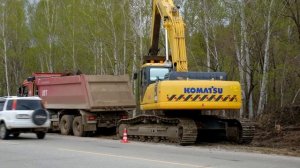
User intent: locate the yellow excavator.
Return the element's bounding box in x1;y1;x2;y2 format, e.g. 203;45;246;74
118;0;254;145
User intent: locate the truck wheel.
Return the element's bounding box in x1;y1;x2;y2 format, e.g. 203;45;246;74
60;115;74;135
32;109;48;126
0;123;10;140
13;133;20;138
118;124;127;139
72;116;86;137
36;132;46;139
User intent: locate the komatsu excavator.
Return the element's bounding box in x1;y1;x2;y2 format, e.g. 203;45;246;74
118;0;255;145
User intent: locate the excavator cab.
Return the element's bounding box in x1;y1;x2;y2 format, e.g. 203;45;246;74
137;63;172;102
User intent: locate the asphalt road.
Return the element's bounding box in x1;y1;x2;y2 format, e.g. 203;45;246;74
0;133;299;168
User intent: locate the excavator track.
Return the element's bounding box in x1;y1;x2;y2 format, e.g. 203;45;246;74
118;115;255;145
238;120;255;144
177;119;198;145
118;115;197;145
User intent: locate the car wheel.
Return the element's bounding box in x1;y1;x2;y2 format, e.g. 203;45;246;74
13;133;20;138
60;115;74;135
32;109;48;126
72;116;87;137
36;132;46;139
0;123;10;140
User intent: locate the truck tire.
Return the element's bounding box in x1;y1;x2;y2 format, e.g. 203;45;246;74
60;115;74;135
0;123;10;140
13;133;20;138
32;109;48;126
36;132;46;139
72;116;86;137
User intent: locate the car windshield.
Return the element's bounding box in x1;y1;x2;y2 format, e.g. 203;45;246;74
7;99;43;110
150;68;170;81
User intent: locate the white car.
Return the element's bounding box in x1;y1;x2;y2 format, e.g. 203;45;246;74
0;96;50;139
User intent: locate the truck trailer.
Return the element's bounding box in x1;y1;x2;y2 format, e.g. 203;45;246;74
18;73;136;137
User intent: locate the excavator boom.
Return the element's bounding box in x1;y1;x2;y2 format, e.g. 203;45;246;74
150;0;188;72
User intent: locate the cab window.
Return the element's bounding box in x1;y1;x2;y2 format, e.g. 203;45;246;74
149;68;170;81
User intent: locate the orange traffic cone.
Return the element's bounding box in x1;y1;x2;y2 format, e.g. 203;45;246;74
121;128;129;143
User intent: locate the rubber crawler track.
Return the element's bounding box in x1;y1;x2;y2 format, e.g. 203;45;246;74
238;120;255;144
118;115;198;145
118;116;255;145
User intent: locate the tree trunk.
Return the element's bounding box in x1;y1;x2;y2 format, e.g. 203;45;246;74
132;36;137;117
44;0;57;73
2;4;10;96
72;0;76;71
139;5;143;63
292;88;300;104
122;0;127;75
104;1;118;75
202;0;210;72
234;33;245;118
100;42;104;75
38;54;44;72
284;0;300;42
257;0;274;116
93;40;99;74
240;0;254;119
212;26;219;71
280;55;287;107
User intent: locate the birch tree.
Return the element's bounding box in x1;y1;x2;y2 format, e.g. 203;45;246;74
240;0;254;118
130;0;151;65
102;0;119;75
61;0;78;71
233;32;245;117
43;0;57;72
0;0;9;95
31;0;60;73
257;0;274;116
202;0;211;72
122;0;128;75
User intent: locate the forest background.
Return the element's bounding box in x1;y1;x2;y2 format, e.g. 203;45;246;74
0;0;299;121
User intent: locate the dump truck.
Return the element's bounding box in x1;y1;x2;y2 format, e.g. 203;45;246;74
18;73;136;136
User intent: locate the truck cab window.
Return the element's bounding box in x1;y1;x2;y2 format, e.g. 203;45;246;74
23;86;28;96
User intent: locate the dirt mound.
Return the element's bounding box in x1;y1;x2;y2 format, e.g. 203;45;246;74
257;105;300;130
252;105;300;156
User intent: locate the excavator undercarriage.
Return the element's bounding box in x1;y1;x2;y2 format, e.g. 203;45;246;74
118;112;255;145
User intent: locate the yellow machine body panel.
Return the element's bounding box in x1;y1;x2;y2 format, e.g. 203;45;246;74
141;80;241;110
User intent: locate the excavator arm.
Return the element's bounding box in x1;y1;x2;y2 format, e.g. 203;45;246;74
149;0;188;72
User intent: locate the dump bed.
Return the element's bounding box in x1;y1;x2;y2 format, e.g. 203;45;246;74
36;75;136;111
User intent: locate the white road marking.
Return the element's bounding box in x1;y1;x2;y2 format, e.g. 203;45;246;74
59;148;211;168
0;140;20;145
